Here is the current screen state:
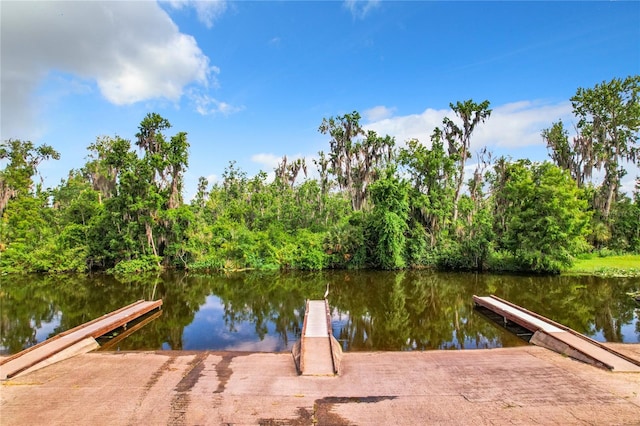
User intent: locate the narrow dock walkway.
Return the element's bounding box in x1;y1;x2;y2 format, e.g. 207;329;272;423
293;300;341;375
0;299;162;379
473;295;640;372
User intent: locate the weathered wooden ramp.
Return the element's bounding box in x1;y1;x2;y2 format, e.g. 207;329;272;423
292;300;342;376
474;295;640;372
0;299;162;379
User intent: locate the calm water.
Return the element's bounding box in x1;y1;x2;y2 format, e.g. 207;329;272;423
1;271;638;355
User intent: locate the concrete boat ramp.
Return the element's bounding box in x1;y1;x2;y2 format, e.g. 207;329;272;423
2;296;640;424
2;347;640;425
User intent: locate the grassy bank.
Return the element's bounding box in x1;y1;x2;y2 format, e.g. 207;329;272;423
565;254;640;277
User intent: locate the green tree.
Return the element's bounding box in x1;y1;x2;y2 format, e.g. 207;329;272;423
442;99;492;225
319;111;395;211
0;140;61;272
366;169;410;270
495;161;590;273
0;139;60;215
542;120;592;188
571;75;640;221
134;113;190;262
84;136;132;203
608;190;640;252
398;130;455;248
76;114;190;270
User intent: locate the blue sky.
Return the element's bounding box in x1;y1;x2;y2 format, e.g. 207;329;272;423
2;1;639;198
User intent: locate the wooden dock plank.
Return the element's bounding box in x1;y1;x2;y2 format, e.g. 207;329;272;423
0;300;148;366
473;295;640;372
18;337;100;377
0;300;162;379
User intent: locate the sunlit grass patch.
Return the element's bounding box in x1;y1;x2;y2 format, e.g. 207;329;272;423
565;254;640;277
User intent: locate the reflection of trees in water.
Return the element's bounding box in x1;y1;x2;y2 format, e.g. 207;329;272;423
329;271;639;350
0;276;54;354
329;271;516;351
208;271;329;349
1;271;638;354
486;275;639;343
0;272;207;353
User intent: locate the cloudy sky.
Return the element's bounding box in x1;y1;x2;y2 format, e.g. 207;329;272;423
2;1;639;197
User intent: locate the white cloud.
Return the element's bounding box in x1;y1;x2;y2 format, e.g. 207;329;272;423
344;0;381;19
205;174;219;185
1;1;219;140
364;107;449;147
166;0;228;28
191;91;244;116
250;153;283;171
471;100;573;150
620;174;639;196
364;100;574;152
363;105;396;122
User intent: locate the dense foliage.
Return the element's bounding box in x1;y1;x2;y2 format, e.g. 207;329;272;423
1;77;639;274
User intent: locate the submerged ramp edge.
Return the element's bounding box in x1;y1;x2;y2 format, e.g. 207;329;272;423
0;299;163;380
473;295;640;372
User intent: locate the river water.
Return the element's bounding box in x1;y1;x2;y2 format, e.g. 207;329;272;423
1;271;638;355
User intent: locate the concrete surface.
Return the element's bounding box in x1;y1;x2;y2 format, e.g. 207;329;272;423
299;300;335;376
1;345;640;425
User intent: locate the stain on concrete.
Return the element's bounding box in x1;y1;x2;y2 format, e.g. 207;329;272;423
258;407;313;426
174;353;207;393
145;356;176;391
168;353;208;425
258;396;397;425
168;393;189;426
318;396;397;404
315;395;398;425
214;352;248;394
127;356;178;425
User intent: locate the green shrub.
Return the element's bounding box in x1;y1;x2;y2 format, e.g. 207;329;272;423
188;255;225;271
111;255;162;274
405;221;428;267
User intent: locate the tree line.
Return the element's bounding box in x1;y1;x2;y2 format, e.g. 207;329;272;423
1;75;638;274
